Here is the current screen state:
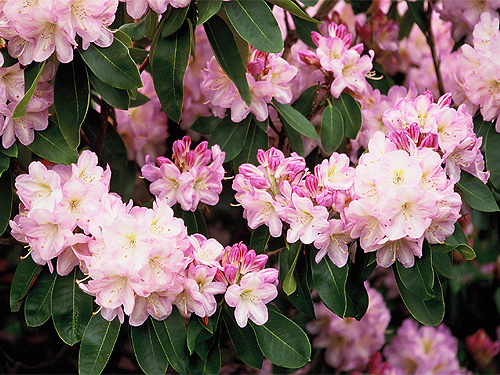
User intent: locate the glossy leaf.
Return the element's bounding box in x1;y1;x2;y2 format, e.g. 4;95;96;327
190;333;221;374
52;268;93;345
485;125;500;189
89;70;130;110
27;121;78;164
119;10;154;41
223;0;284;53
24;268;56;327
310;253;348;318
109;161;137;202
187;317;213;355
175;206;208;236
249;225;270;254
78;314;121;375
197;0;222;25
445;223;476;260
250;308;311;368
292;85;317;116
394;268;445;326
0;169;12;235
151;309;189;374
131;319;169;375
152;21;191;123
233;120;268;170
55;53;90;150
267;0;320;23
282;119;305;156
12;61;46;119
406;0;428;35
208;115;250;162
456;171;499;212
273;100;318;140
0;142;17;157
191;115;222;134
331;92;362;139
345;250;374;320
79;39;142;90
281;242;301;295
10;257;42;312
321;103;344;154
204;14;251;105
0;152;9;177
162;5;190;37
292;15;319;49
113;29;133;48
433;252;456;279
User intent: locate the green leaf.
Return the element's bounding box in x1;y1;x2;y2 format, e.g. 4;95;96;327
273;100;318;140
89;71;130;110
249;225;270;254
444;223;476;260
406;0;428;35
187;317;213;355
55;53;90;150
0;152;9;177
432;251;456;279
281;242;300;295
394;268;445;326
223;0;284;53
79;314;121;375
282;120;304;156
24;268;56;327
233;120;268;171
0;142;18;157
52;268;93;345
204;14;251;106
162;5;190;37
190;333;221;374
331;92;362;139
131;319;169;375
310;252;348;318
292;85;317;116
109;161;137;201
129;91;150;107
152;21;191;123
10;257;42;312
175;206;208;236
345;250;374;320
267;0;320;23
321;103;344;154
395;242;435;300
456;171;499;212
495;288;500;315
292;15;319;49
398;7;414;40
250;309;311;368
222;306;263;369
151;309;190;374
27;121;78;164
113;29;133;48
12;61;46;119
485;125;500;190
119;11;154;41
208;115;250;161
191;115;222;134
197;0;222;25
79;39;142;90
0;169;12;235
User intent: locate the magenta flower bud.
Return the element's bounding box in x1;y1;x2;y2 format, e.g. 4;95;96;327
408;122;421;143
250;175;271;190
238;163;261;177
240;250;256;274
311;31;322;47
437;92;452;108
251;254;268;272
214;268;227;285
423;90;434;103
185;150;196;168
155;156;172;166
258;268;279;285
247;58;265;76
256;149;268;166
194;141;208;155
298;50;321;67
305;174;319;197
351;42;364;54
224;264;239;285
229;242;247;263
420;132;439;151
172;139;187;159
465;329;500;370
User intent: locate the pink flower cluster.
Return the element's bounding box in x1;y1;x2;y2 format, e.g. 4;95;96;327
306;283;391;372
0;0;118;64
200;47;299;123
298;21;374;99
10;150;278;327
0;63;54;148
141;136;225;212
233;147;356;268
120;0;190;19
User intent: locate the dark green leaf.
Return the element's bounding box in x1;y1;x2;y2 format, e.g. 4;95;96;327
345;250;374;320
0;169;12;235
395;242;435;300
300;0;318;6
24;268;56;327
187;317;213;355
0;153;9;177
485;125;500;190
331;92;362;139
10;257;42;312
129;91;150;107
347;0;372;14
151;309;189;374
12;61;46;119
255;118;269;133
433;252;456;279
310;252;348;318
267;0;320;23
281;242;300;295
162;5;190;37
55;53;90;150
398;7;415;40
131;319;169;375
292;15;319;49
495;288;500;315
406;0;428;35
0;142;18;157
208;115;250;161
204;14;251;106
444;223;476;260
273;100;318;140
233;120;268;170
119;11;154;41
52;268;93;345
191;333;221;374
79;39;142;90
113;29;133;48
152;21;191;123
292;85;317;116
89;71;130;110
109;161;137;201
394;268;445;326
250;309;311;368
321;103;344;154
282;119;304;156
473;114;490;140
223;0;284;53
249;225;270;254
78;314;121;375
191;115;222;134
457;171;499;212
27;121;78;164
175;206;208;236
197;0;222;25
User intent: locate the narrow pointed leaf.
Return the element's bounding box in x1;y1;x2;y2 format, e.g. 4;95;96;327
406;0;428;35
457;171;499;212
282;119;304;156
485;124;500;189
249;225;270;254
79;314;121;375
152;21;191;123
27;121;78;164
331;92;362;139
345;250;374;320
0;169;12;235
281;242;300;295
79;39;142;90
12;61;46;119
131;319;169;375
223;0;283;53
10;257;42;312
187;317;213;355
433;252;456;279
250;309;311;368
89;70;130;110
273;100;318;140
151;309;189;374
233;120;268;170
162;5;190;37
191;115;222;134
119;10;154;41
310;252;348;318
52;268;93;345
55;54;90;150
197;0;222;25
204;14;251;105
0;152;9;177
174;206;208;236
395;242;434;300
208;115;250;161
444;223;476;260
24;268;56;327
267;0;320;23
0;143;18;157
292;15;319;49
292;85;317;116
321;103;344;154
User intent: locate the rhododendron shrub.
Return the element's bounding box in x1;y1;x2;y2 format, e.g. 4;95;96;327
2;1;500;374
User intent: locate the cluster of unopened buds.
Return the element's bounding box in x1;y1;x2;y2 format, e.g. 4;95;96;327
10;148;278;328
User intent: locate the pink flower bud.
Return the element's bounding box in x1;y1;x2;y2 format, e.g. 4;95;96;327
185;150;196;168
466;329;500;370
311;31;322;47
298;50;321;67
420;132;439;151
247;58;265;76
224;264;238;285
305;174;319;197
437;92;452;108
258;268;279;285
250;175;271;190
